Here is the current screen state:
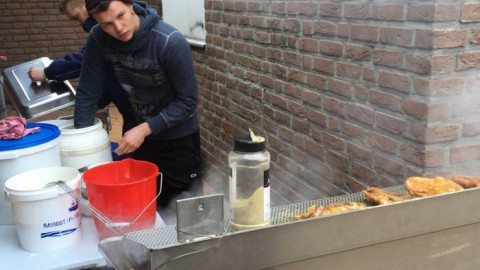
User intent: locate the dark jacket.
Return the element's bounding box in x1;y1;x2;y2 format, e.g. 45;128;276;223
74;2;198;140
43;18;97;81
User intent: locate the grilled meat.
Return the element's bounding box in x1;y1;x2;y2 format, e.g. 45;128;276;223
292;204;320;220
363;187;411;205
318;202;367;216
405;176;463;197
450;175;480;188
292;202;367;220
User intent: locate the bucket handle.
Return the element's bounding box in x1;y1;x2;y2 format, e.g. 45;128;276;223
113;172;164;228
50;172;163;236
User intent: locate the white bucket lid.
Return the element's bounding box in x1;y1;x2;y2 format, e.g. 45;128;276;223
4;166;81;202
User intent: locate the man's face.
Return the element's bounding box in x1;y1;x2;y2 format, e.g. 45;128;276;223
65;5;89;27
92;1;139;42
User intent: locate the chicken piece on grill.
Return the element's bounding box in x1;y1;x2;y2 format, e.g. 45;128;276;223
292;202;367;220
450;175;480;188
362;187;411;205
405;176;463;197
292;204;319;220
317;202;367;216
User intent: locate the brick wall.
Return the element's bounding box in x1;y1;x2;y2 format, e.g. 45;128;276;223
194;1;480;205
2;1;480;206
0;0;162;69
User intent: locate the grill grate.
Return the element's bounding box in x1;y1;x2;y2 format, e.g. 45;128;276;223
125;185;408;249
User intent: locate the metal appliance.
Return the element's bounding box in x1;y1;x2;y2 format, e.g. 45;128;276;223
98;186;480;269
1;57;76;120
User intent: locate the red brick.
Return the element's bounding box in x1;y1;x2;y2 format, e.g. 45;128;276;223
354;85;368;102
379;27;413;47
336;62;362;80
351;162;377;183
472;29;480;45
345;43;371;61
343;122;367;141
297;2;319;16
370;89;402;112
370;132;399;154
337;22;349;38
373;153;405;178
461;3;480;23
323;96;345;116
451;144;480;164
405;53;454;75
307;110;326;126
302;89;323;107
314;20;336;37
324;133;345;151
407;3;456;22
302;20;314;35
284;19;301;33
306;73;328;90
463;121;480;137
270;2;286;15
372;3;404;21
400;145;446;167
409;123;459;143
457;51;480;71
298;37;319;52
372;48;403;68
345;3;370;19
378;71;410;93
288;68;304;84
375;112;407;135
314;57;335;75
347;103;374;125
363;67;376;82
327;151;349;171
413;77;464;96
402;99;449;121
319;2;342;17
351;24;378;42
415;29;467;49
284;82;302;99
319;40;343;57
347;143;372;162
292;118;310;134
329;78;353;97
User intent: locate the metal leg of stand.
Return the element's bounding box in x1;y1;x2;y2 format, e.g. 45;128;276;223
0;76;6;119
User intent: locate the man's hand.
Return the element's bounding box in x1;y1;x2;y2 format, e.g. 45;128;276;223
28;67;47;81
114;122;152;155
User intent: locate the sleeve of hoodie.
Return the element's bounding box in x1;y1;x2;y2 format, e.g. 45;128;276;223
146;31;198;135
73;31;107;128
43;49;85;81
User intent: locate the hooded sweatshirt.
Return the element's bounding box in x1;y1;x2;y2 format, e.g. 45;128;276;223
74;2;198;140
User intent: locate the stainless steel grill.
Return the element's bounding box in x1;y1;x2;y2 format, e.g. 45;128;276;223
100;185;480;270
124;186;407;249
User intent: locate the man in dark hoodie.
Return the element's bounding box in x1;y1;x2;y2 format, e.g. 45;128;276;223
27;0;135;133
76;0;203;208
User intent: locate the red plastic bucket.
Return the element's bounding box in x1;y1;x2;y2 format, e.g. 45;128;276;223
82;158;158;239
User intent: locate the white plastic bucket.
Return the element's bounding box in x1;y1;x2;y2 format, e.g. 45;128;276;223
4;166;82;253
0;123;61;225
54;118;112;170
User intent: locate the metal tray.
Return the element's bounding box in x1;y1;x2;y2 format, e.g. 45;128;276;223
1;57;76;119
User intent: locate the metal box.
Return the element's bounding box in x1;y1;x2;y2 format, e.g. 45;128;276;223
1;57;76;119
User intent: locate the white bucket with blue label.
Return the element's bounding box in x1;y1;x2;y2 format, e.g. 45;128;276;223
4;166;82;252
